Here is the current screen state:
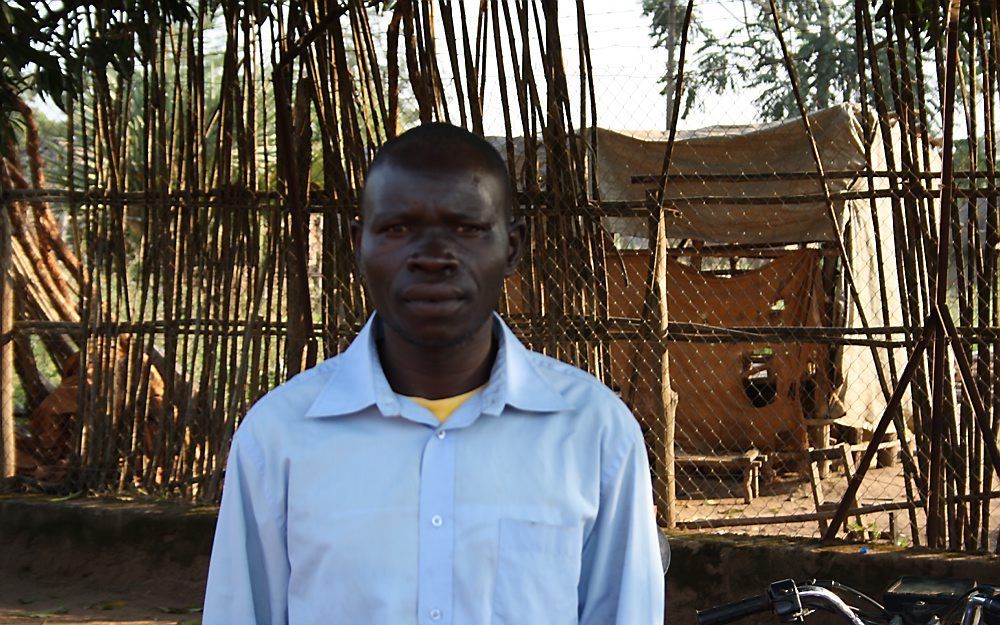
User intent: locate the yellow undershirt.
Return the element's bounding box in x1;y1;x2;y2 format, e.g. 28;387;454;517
405;385;486;424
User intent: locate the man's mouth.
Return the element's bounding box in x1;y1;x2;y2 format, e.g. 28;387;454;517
402;284;465;302
400;285;467;315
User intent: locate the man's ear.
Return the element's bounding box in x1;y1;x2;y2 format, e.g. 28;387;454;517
504;217;527;277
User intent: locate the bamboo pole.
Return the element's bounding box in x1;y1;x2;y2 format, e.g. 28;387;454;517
927;0;964;549
855;0;921;543
826;319;936;539
938;307;1000;517
767;0;898;418
769;0;926;540
270;5;348;378
889;10;936;503
0;205;12;479
988;0;1000;555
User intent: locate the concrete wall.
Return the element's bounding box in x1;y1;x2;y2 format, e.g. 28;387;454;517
3;496;998;624
666;533;1000;625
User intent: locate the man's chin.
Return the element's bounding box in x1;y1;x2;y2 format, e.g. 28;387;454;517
399;326;479;349
382;314;492;350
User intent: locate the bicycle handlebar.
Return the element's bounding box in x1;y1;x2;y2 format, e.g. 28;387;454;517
698;580;997;625
985;595;1000;624
964;594;1000;625
696;593;772;625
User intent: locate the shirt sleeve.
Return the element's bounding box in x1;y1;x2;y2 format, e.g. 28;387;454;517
577;417;666;625
203;426;289;625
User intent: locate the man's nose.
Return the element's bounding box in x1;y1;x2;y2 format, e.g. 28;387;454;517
406;231;459;273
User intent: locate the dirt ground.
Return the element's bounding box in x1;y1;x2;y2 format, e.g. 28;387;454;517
0;581;203;625
676;460;1000;549
1;520;207;625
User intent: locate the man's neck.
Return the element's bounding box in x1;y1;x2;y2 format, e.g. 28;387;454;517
376;318;497;400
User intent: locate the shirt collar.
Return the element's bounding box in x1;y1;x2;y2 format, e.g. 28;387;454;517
303;315;399;418
304;312;568;419
480;314;570;415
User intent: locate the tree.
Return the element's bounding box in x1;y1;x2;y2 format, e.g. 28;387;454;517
641;0;710;129
643;0;858;123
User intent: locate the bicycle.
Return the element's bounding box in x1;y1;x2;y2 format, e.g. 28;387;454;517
697;577;1000;625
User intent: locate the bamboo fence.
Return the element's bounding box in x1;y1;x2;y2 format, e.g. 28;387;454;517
0;0;609;506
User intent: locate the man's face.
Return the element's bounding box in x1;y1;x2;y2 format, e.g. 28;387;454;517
356;158;523;348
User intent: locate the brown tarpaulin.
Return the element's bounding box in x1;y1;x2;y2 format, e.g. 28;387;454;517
595;105;873;244
605;250;826;452
506;249;826;452
496;104;939;442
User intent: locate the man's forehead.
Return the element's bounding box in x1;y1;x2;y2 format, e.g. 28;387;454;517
361;159;507;217
368;149;498;181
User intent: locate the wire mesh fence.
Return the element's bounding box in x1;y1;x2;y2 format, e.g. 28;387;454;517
1;0;998;553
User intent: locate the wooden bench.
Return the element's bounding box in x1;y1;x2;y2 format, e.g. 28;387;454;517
676;449;765;503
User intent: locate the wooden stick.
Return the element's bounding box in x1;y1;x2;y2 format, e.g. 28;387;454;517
939;307;1000;484
0;205;12;479
651;0;695;529
927;0;963;549
825;318;935;539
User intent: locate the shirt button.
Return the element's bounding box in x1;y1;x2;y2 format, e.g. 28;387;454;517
436;429;446;440
429;608;442;620
430;514;443;527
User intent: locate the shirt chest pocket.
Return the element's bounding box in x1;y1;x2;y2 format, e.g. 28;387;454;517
492;518;583;625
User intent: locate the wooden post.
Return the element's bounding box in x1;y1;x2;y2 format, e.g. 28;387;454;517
0;208;13;479
807;423;832;478
655;213;677;527
650;0;695;528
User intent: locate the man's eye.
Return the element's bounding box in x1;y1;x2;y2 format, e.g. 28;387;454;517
456;223;488;235
382;223;409;234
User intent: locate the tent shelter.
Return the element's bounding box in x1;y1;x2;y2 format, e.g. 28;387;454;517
500;104;938;458
592;103;939;454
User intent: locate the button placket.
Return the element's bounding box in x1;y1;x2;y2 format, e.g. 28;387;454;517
417;426;455;625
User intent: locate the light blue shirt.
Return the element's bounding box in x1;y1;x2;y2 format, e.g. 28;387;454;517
203;314;665;625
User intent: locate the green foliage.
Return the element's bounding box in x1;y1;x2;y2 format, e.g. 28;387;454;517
846;518;883;541
0;0;195;148
30;106;69;185
0;2;65;146
641;0;709;52
640;0;714;120
643;0;860;122
0;3;68;100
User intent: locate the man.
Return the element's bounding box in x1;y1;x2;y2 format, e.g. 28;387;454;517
203;123;664;625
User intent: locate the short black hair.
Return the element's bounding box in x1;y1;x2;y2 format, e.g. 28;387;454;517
363;122;514;219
